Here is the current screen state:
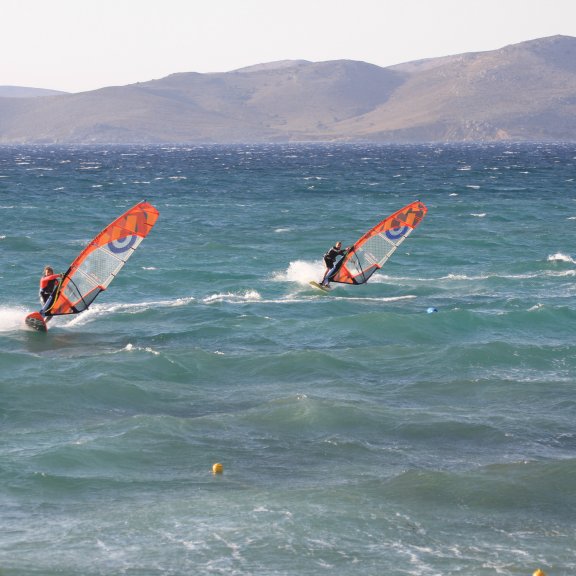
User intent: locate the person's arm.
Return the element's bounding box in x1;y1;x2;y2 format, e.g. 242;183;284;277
40;273;60;288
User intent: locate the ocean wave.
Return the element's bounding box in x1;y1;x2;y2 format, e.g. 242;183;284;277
203;290;262;304
547;252;576;264
274;259;323;284
56;297;197;328
0;306;30;332
383;459;576;516
123;343;160;355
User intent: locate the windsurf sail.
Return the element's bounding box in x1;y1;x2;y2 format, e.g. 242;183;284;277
44;201;159;316
328;200;427;285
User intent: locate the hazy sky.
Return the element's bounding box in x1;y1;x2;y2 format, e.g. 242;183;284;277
3;0;576;93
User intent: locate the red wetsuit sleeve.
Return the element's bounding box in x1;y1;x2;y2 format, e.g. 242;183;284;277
40;274;60;289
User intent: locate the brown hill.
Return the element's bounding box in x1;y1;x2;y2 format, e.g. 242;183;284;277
340;34;576;141
1;35;575;143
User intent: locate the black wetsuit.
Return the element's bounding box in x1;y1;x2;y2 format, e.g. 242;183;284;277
321;245;348;285
324;246;345;269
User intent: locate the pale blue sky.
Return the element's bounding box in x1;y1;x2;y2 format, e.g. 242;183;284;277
3;0;576;92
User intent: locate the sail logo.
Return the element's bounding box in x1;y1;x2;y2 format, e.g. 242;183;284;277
385;226;409;240
108;235;138;254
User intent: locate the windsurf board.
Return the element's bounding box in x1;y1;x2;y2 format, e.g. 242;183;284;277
309;281;331;292
25;312;48;332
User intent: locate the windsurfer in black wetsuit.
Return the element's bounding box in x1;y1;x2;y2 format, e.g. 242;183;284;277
39;266;62;321
320;241;349;287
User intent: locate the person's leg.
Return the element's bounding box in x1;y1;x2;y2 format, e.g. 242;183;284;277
321;259;334;285
323;262;340;286
40;293;54;320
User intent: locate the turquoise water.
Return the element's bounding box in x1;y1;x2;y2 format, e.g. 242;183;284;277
1;143;575;575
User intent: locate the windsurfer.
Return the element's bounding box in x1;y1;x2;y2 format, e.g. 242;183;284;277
321;241;349;286
39;266;62;320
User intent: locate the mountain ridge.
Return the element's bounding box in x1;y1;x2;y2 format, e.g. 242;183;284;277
1;35;576;144
0;86;68;98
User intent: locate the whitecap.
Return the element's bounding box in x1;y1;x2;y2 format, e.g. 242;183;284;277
341;294;416;303
0;306;30;332
549;269;576;277
273;260;322;284
60;297;196;327
123;343;160;355
547;252;575;264
203;290;262;304
440;273;488;281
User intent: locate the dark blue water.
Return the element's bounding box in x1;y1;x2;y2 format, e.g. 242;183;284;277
1;143;575;575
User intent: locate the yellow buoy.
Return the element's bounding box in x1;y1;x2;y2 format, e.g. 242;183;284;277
533;570;547;576
212;462;223;475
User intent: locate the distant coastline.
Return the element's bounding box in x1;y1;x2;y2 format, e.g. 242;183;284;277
1;35;575;144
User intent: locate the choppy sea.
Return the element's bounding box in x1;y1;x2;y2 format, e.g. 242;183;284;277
1;143;575;576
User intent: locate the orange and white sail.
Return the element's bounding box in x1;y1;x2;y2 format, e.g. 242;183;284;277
329;200;427;285
45;201;159;316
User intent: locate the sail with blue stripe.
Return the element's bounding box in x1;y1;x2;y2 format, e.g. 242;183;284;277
328;200;427;285
45;201;159;316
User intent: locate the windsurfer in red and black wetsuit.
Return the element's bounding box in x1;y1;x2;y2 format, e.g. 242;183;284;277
39;266;62;320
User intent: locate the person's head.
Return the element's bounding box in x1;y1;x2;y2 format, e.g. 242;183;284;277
44;266;54;276
335;241;342;249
